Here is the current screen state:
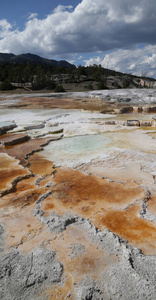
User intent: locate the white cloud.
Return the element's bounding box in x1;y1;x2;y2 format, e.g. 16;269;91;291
0;0;156;76
0;0;156;54
27;13;38;20
0;19;12;38
84;45;156;78
84;56;103;66
67;59;75;65
53;5;73;13
0;19;12;31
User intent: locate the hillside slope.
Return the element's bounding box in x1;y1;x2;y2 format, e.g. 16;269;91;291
0;53;76;69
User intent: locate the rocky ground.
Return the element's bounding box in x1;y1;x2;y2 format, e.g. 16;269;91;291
0;89;156;299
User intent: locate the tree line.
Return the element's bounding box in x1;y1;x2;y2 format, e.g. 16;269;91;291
0;62;72;91
0;62;149;91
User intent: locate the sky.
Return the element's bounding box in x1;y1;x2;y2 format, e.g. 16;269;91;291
0;0;156;78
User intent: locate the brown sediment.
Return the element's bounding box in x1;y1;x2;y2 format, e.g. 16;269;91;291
44;225;117;299
11;95;156;115
18;96;112;112
0;153;21;170
0;183;42;211
99;203;156;255
0;137;50;166
1;94;156;299
0;155;54;250
0;149;58;252
0;155;55;212
28;152;55;176
0;169;30;195
42;167;145;213
3;202;46;251
1;140;156;257
0;153;30;195
0;133;30;146
3;176;117;298
40;168;156;254
148;194;156;216
15;176;37;192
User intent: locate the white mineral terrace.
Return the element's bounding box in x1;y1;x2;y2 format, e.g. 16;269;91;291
0;89;156;300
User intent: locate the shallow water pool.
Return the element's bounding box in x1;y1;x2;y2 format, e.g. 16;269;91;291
42;133;112;167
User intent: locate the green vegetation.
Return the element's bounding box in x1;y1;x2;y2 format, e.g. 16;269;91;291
0;79;14;91
0;54;155;91
123;79;130;88
84;83;94;90
97;81;108;90
54;84;65;93
0;62;71;85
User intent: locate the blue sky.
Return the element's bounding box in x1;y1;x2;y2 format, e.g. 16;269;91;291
1;1;80;29
1;0;156;78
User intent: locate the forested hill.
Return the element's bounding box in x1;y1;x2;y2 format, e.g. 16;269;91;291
0;53;76;69
0;53;156;91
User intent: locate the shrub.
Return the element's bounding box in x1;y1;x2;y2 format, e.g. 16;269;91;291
84;83;94;90
54;84;65;92
116;84;122;89
123;79;130;88
0;80;14;91
46;80;56;90
97;81;107;90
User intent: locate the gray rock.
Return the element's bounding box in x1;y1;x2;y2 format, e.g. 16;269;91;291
127;120;140;126
0;224;4;253
0;248;63;300
24;124;45;130
74;220;156;300
104;120;116;125
119;106;133;113
45;213;79;233
70;244;85;258
117;97;132;103
101;254;156;300
140;121;153;127
0;121;17;135
0;134;30;146
75;277;104;300
32;194;156;300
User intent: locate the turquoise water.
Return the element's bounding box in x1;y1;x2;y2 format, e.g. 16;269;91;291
42;133;111;167
55;134;110;153
0;121;15;127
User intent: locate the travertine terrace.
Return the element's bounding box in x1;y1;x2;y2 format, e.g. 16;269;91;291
0;89;156;299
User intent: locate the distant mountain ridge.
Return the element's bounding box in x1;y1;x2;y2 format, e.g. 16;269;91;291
0;53;76;69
